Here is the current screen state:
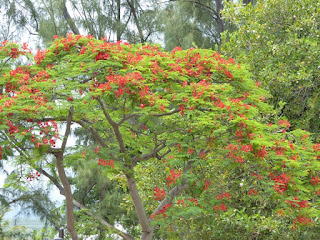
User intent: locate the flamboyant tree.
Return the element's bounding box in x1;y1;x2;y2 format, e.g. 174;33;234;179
1;35;320;239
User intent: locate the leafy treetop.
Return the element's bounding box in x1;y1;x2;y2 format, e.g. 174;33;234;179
1;34;320;239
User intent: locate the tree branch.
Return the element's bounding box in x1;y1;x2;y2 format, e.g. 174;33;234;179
151;160;193;216
97;98;126;153
61;0;80;35
118;113;142;126
72;200;134;240
151;109;180;117
126;0;145;43
61;106;74;151
167;0;218;16
76;120;108;147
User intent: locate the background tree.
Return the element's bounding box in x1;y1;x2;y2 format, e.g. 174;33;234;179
158;0;228;51
0;207;30;240
0;0;160;45
0;0;237;51
222;0;320;135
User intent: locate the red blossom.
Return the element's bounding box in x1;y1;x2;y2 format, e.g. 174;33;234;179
213;204;226;212
279;120;290;128
203;180;212;190
94;146;100;153
179;104;185;116
241;144;253;153
10;48;19;58
98;158;115;168
312;144;320;152
35;49;48;64
153;187;166;201
150;203;171;219
248;189;258;196
255;145;267;158
216;192;230;200
271;172;291;195
177;199;187;207
26;171;41;181
0;147;3;160
310;176;320;185
187;198;198;206
187;148;194;155
224;69;233;79
252;172;263;180
292;216;314;230
166;169;182;186
255;81;261;88
182;81;188;87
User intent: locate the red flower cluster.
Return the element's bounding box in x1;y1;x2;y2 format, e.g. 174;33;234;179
279;120;290;128
312;143;320;152
166;169;182;186
6;120;20;135
226;144;244;163
292;216;314;230
187;148;194;155
270;172;291;195
98;158;115;168
35;49;48;64
150;203;171;219
94;146;100;153
216;192;231;200
203;180;212;190
213;204;226;212
187;198;198;206
252;172;263;180
95;51;110;61
248;189;258;196
224;69;233;79
310;176;320;185
272;142;287;156
153;187;166;201
241;144;253;153
26;171;40;181
286;197;309;209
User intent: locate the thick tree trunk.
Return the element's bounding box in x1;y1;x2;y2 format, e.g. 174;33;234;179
126;175;153;240
215;0;224;44
117;0;121;41
56;153;79;240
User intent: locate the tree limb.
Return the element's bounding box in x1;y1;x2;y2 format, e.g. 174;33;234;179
126;0;145;43
97;98;126;153
61;0;80;35
151;160;193;216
